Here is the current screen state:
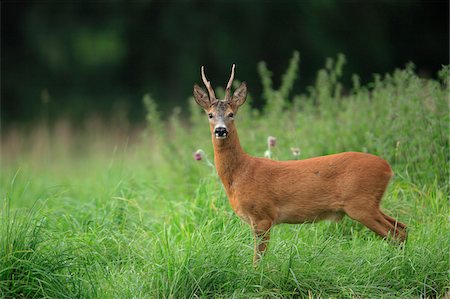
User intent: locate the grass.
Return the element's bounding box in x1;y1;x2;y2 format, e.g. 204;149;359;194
1;54;449;298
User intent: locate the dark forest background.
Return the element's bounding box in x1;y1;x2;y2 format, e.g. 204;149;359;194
2;1;448;126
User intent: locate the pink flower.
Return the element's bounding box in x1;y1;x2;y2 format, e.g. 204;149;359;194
268;136;276;148
193;149;215;170
194;149;203;161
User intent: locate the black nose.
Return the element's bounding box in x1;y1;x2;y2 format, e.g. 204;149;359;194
214;127;228;138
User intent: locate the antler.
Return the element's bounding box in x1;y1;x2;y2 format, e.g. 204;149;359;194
201;66;216;100
224;64;235;101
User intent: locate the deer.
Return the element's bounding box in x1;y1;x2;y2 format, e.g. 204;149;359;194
193;64;407;264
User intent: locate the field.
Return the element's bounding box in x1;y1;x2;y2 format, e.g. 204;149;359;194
1;55;449;298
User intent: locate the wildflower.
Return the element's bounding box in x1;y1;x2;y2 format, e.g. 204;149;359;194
194;149;215;169
264;136;277;159
268;136;277;148
291;147;301;159
194;149;203;161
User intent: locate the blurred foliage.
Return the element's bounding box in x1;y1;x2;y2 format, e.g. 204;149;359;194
2;0;448;126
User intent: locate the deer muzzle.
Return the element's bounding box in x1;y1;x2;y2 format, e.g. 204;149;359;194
214;126;228;139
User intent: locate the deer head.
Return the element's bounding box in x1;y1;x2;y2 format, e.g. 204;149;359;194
193;64;247;139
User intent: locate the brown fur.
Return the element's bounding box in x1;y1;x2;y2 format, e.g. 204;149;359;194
194;66;407;264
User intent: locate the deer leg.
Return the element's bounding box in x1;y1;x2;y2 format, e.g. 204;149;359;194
380;211;407;231
252;219;272;265
375;212;407;241
345;206;406;242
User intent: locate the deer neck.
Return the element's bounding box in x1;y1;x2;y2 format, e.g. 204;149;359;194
211;127;246;190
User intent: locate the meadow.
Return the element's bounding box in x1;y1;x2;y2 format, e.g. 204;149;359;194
1;54;449;298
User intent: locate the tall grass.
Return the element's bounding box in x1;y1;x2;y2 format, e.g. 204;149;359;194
1;54;448;298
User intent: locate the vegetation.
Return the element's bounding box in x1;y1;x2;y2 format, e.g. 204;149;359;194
1;54;449;298
3;2;448;124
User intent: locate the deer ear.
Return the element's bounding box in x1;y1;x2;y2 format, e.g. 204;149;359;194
193;84;210;109
231;82;247;109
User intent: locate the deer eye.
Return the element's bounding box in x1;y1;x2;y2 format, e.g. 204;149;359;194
208;113;214;119
228;113;234;118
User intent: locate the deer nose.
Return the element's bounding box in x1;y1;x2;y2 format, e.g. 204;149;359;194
214;127;228;139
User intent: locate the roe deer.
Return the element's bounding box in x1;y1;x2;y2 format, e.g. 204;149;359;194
193;64;407;264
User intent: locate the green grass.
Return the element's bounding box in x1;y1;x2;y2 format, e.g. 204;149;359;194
1;55;449;298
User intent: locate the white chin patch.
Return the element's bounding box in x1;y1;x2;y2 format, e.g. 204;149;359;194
215;133;227;139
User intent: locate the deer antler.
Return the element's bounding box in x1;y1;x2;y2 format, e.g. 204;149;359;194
224;64;236;102
201;66;216;100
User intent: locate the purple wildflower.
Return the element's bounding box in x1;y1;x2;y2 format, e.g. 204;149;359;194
268;136;276;148
194;149;203;161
